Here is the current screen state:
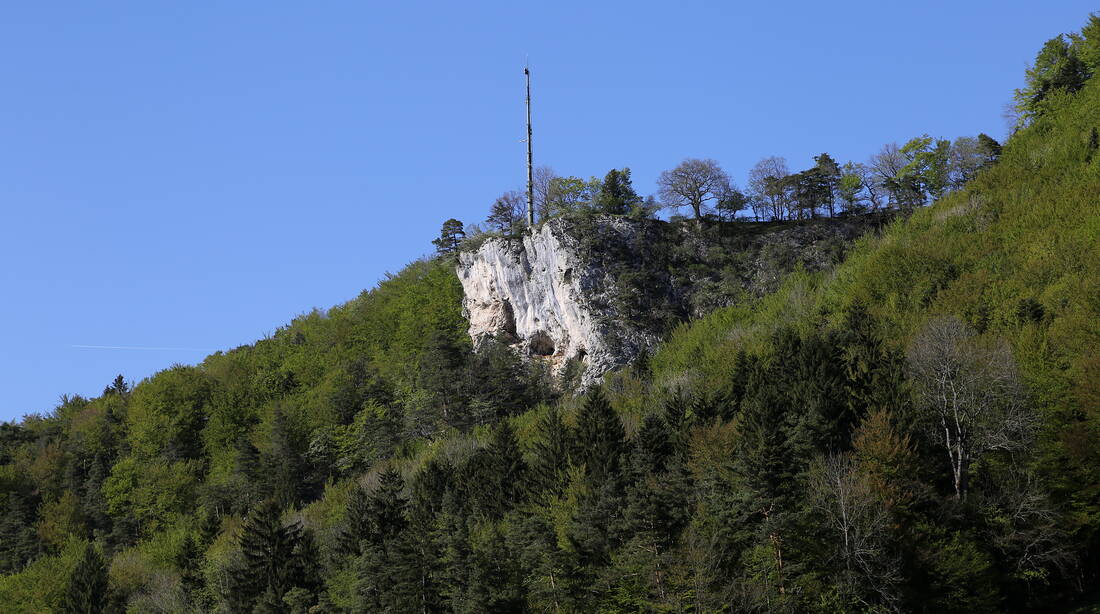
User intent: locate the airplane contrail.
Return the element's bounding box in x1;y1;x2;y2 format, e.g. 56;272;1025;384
71;345;214;352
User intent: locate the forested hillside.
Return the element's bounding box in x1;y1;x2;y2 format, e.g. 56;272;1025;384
2;15;1099;614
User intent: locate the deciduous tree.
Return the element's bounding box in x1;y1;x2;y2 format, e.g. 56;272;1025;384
657;158;732;220
747;157;790;220
486;191;525;234
906;316;1035;499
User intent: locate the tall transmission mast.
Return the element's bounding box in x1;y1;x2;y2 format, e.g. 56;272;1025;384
525;65;534;227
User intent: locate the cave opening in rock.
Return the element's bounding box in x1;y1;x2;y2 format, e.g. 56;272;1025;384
499;299;518;342
529;331;555;356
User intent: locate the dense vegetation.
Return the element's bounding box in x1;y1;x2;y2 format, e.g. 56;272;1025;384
2;14;1099;613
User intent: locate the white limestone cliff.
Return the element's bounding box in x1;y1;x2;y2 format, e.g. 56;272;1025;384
456;218;650;384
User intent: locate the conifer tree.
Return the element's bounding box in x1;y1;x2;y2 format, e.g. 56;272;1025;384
631;414;673;477
60;542;109;614
266;407;305;508
367;468;408;543
594;168;643;215
573;387;625;484
175;534;205;599
736;358;801;600
407;464;449;613
528;408;571;501
619;419;692;609
336;485;370;557
432;218;466;256
486;421;526;512
356;468;424;613
228;499;302;612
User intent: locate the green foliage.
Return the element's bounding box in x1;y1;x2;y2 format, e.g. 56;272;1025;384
0;538;87;613
2;16;1100;613
543;175;601;218
1016;33;1092;122
227;499;318;612
59;542;109;614
432;218;466;256
594;168;644;215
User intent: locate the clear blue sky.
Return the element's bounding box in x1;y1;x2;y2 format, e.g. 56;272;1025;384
1;1;1094;421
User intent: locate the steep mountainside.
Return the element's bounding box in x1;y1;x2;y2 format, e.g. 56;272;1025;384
2;18;1100;614
458;213;888;383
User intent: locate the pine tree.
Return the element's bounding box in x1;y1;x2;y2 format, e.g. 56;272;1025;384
60;542;109;614
432;218;466;256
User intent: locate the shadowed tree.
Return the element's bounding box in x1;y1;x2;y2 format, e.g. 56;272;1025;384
60;542;109;614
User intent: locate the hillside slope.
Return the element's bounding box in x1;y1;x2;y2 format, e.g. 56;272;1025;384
2;19;1099;614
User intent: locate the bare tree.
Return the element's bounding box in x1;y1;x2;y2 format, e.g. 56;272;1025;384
868;143;906;208
657;158;731;220
809;454;902;611
747;157;790;221
907;316;1035;499
532;165;558;222
851;162;885;212
982;467;1075;580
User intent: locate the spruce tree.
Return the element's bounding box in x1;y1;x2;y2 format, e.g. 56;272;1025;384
573;387;625;484
594;168;643;215
631;414;672;478
228;499;301;612
60;542;109;614
336;485;370;557
528;408;571;501
366;468;407;543
356;468;423;613
175;534;204;599
266;407;305;509
486;421;526;513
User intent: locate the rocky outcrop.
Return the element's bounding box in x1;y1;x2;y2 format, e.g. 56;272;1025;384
457;214;888;385
457;216;656;384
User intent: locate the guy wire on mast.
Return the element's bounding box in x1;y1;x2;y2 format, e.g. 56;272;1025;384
525;63;534;228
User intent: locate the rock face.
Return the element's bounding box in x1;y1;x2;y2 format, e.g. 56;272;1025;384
457;214;888;385
457;216;656;384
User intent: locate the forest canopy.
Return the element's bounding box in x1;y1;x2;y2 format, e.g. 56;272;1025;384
3;12;1100;614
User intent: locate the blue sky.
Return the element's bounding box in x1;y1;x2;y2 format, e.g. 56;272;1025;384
0;1;1094;421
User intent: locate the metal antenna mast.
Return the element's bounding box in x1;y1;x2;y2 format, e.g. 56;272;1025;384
525;63;534;227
